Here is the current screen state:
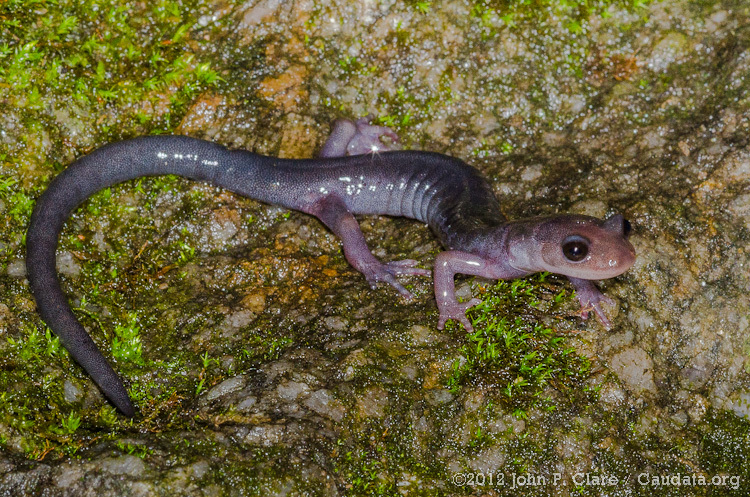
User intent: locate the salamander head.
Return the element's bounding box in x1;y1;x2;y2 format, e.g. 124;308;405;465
506;214;636;280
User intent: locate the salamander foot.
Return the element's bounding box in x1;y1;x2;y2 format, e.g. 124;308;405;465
362;259;430;299
437;298;482;331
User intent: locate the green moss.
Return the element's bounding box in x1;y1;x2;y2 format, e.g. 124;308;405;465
0;0;220;168
700;409;750;491
115;440;153;459
332;416;445;495
112;312;146;366
413;1;433;14
446;274;590;417
0;0;225;460
469;0;652;28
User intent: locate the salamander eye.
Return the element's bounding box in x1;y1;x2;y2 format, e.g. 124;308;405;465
623;218;632;238
562;236;589;262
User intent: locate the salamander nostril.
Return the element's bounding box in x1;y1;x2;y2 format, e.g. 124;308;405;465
623;218;632;238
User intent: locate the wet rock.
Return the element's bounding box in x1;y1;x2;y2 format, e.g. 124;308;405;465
63;379;83;404
243;424;286;446
200;207;241;248
222;310;255;329
6;259;25;278
468;446;505;473
0;303;10;327
303;389;345;422
236;394;258;412
276;380;310;402
99;455;146;477
56;251;81;277
356;387;388;418
728;392;750;419
425;388;453;406
598;382;627;408
205;376;246;402
609;347;657;394
164;461;210;494
323;315;348;332
646;32;689;72
1;465;52;495
240;292;266;313
340;349;371;381
409;324;441;346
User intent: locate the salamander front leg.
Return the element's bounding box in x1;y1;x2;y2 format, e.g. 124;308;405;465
567;277;616;329
309;195;430;298
434;251;501;332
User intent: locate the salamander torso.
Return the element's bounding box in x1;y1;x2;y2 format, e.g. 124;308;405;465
27;122;635;417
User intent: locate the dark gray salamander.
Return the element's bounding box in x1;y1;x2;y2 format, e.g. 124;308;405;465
27;134;635;416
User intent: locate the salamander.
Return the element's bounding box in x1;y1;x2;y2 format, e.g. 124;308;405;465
26;118;635;417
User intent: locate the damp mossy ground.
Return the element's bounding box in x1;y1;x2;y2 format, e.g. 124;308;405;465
0;0;225;462
447;275;593;418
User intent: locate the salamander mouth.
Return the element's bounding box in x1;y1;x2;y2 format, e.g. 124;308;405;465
592;241;637;279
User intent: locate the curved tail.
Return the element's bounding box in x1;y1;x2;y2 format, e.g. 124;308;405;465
26;135;252;416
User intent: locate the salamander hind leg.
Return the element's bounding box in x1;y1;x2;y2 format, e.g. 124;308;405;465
319;116;399;157
346;117;399;155
308;195;429;298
